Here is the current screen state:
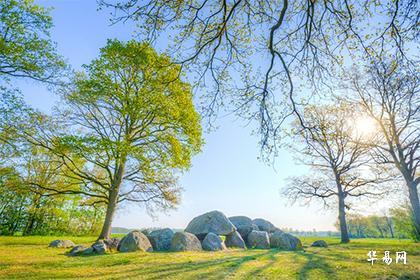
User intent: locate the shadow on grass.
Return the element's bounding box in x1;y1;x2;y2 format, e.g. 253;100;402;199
96;251;277;280
295;251;336;280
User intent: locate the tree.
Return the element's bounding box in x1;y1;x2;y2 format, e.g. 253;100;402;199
0;157;105;236
100;0;418;149
345;214;369;238
0;0;65;84
19;40;203;239
350;59;420;240
285;101;386;243
390;204;417;239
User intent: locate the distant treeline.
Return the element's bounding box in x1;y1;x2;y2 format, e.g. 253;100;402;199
342;207;416;239
283;206;417;240
0;169;104;236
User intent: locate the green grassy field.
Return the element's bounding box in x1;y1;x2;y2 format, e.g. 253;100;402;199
0;236;419;279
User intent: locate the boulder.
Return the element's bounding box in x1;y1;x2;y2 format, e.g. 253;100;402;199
148;228;175;251
252;218;278;233
92;240;107;254
118;230;153;252
201;232;226;251
81;247;94;255
68;245;86;256
225;231;246;249
311;240;328;248
185;210;236;239
141;229;153;236
270;231;302;250
246;230;270;249
170;232;202;251
49;239;75;248
103;238;120;251
229;216;257;240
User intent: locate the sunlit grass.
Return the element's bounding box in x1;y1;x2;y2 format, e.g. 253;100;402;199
0;236;418;279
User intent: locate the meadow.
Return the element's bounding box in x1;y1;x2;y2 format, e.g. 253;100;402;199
0;236;418;279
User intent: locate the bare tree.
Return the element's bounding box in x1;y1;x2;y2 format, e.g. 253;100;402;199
351;59;420;240
99;0;419;150
285;101;386;243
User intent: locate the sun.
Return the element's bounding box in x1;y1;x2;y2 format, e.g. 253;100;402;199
352;115;378;139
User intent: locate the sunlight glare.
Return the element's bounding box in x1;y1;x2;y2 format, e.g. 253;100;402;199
352;116;378;139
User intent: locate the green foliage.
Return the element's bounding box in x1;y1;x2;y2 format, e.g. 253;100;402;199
390;205;418;240
53;39;202;209
0;0;66;83
0;168;104;235
341;207;417;240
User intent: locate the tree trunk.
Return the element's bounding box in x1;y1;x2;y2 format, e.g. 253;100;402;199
338;194;350;243
98;191;118;240
386;216;394;238
407;181;420;241
98;157;126;240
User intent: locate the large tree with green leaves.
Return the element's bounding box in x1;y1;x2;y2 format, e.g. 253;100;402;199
0;0;65;84
21;40;203;239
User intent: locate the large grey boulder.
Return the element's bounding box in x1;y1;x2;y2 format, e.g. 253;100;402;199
229;216;258;240
148;228;175;251
246;230;270;249
201;232;226;251
49;239;75;248
270;231;302;250
118;230;153;252
225;231;246;249
185;210;236;239
252;218;278;233
311;240;328;248
170;232;202;251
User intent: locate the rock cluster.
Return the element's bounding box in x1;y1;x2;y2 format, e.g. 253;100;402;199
51;210;303;256
66;238;121;256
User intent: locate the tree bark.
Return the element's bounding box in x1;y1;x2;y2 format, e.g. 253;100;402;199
338;193;350;243
407;181;420;241
98;157;126;240
98;190;118;240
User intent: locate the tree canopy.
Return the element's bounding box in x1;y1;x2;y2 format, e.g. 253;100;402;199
100;0;418;150
0;0;65;83
14;39;203;239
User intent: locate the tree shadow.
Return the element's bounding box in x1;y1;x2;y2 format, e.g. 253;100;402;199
103;251;275;280
242;250;278;278
295;251;336;280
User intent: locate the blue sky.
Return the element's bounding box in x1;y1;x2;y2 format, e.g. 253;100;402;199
16;0;357;231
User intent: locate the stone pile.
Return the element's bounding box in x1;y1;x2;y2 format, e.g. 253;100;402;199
116;210;303;253
50;238;122;256
50;210;304;256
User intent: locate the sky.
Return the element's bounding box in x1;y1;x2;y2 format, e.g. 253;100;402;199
14;0;397;232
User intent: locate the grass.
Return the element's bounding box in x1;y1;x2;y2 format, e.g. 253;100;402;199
0;236;419;279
